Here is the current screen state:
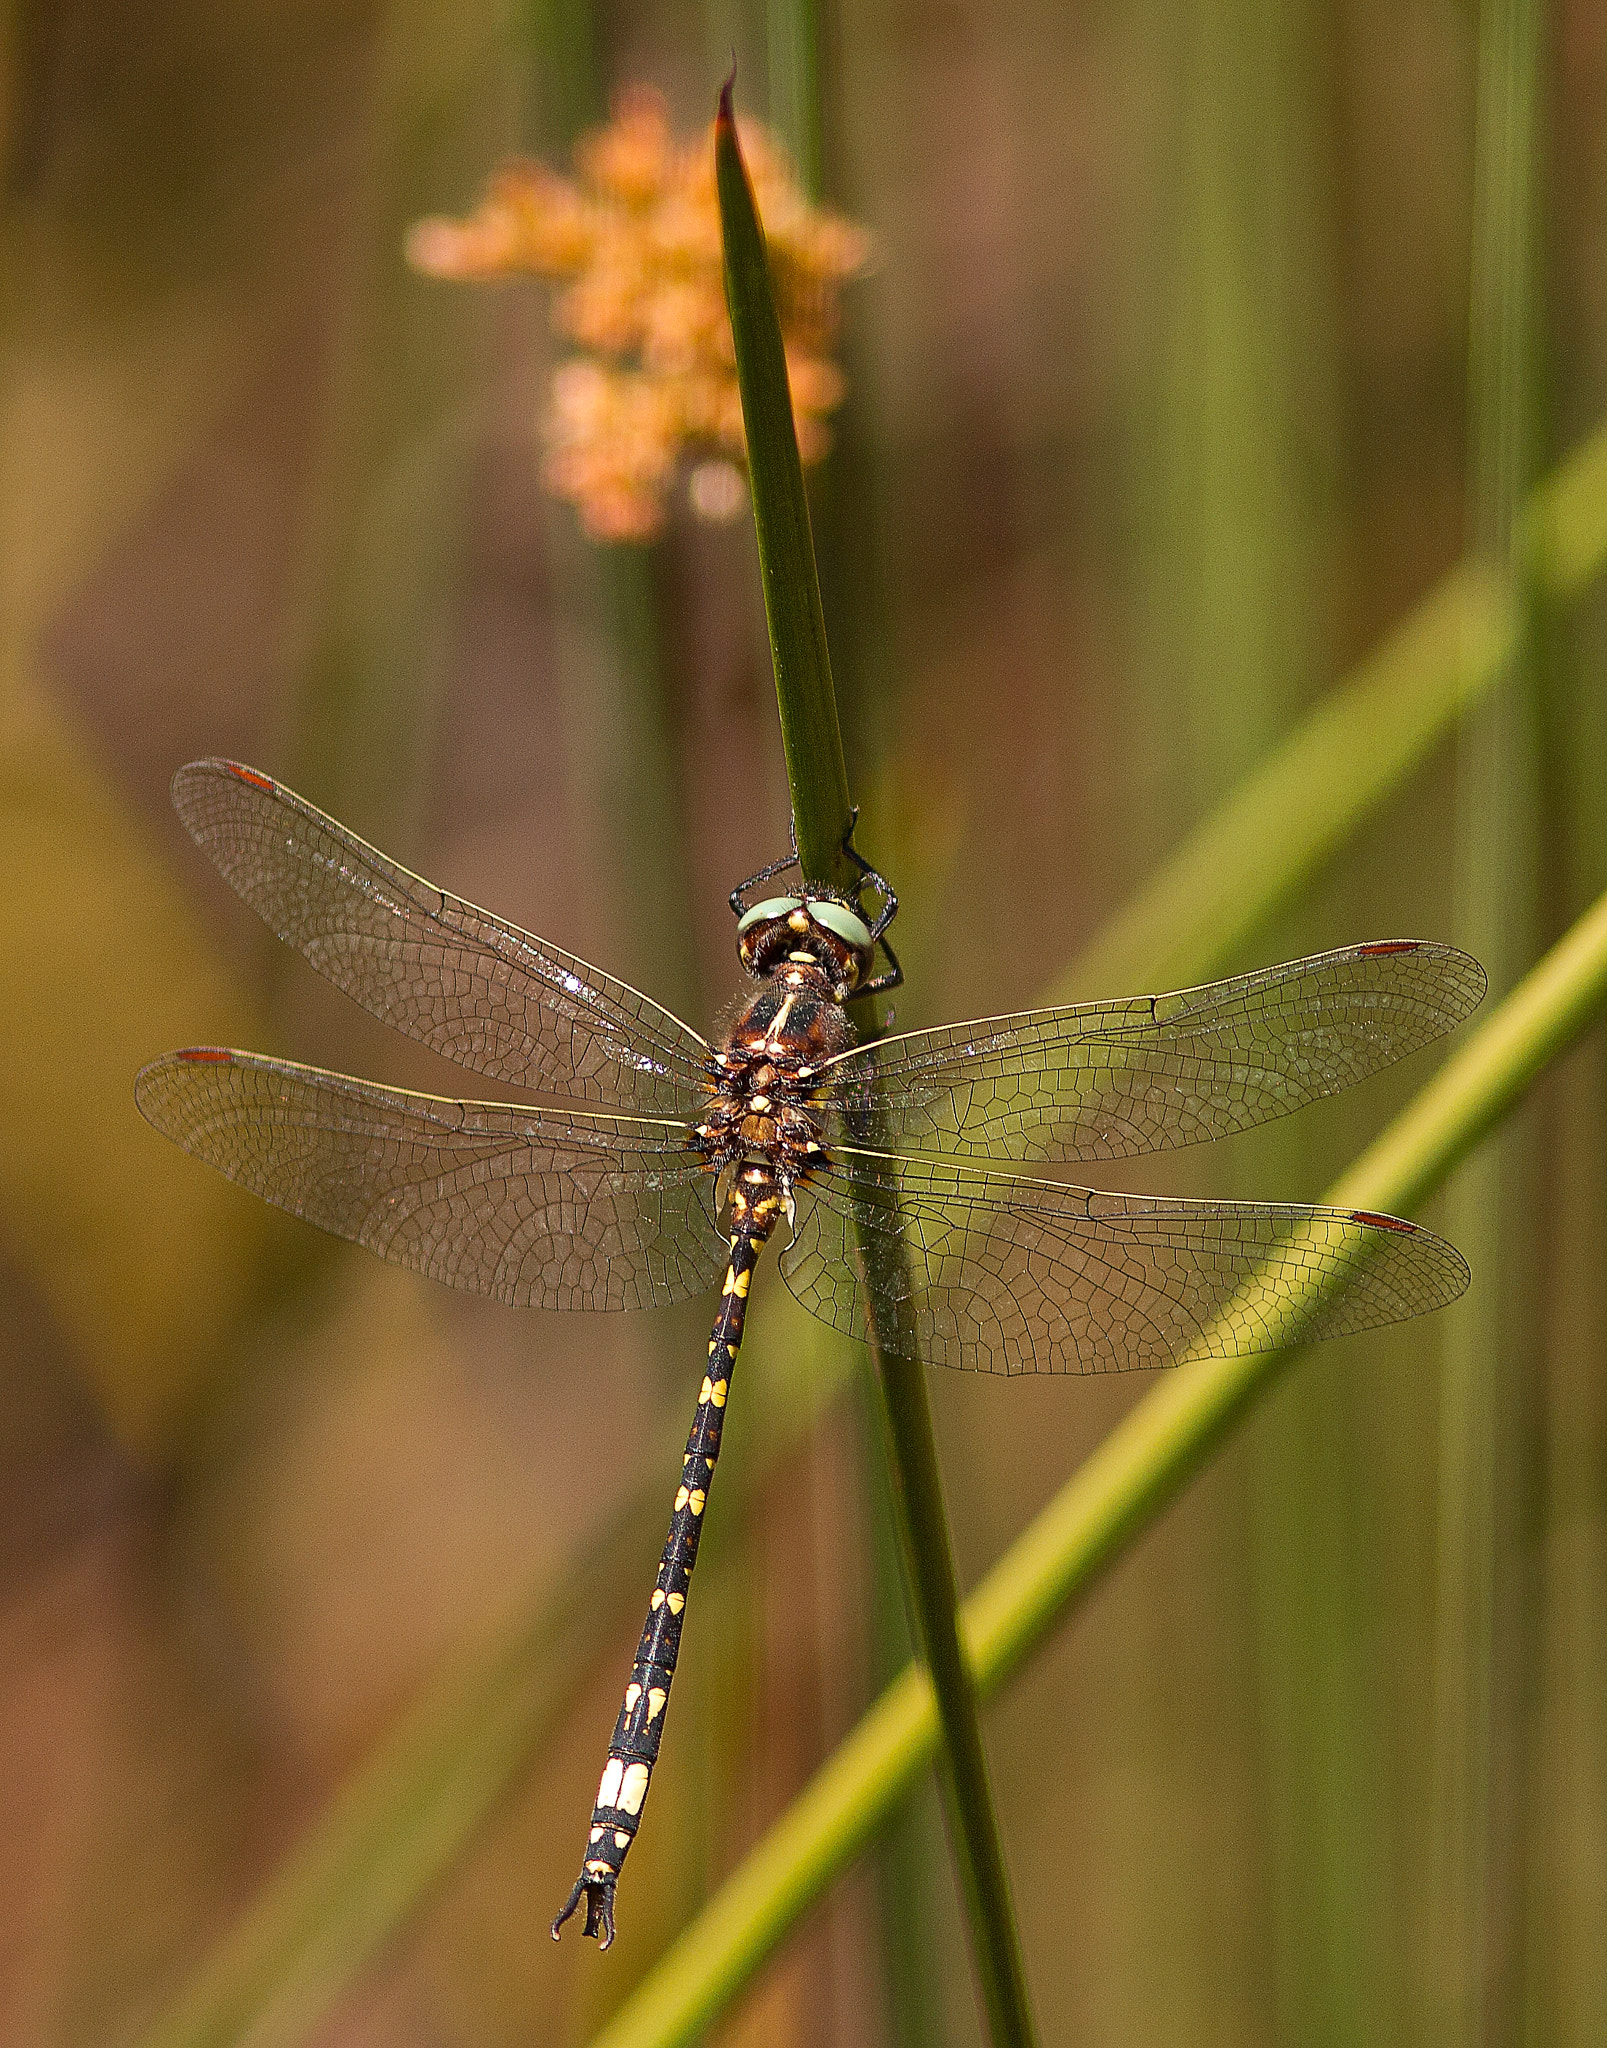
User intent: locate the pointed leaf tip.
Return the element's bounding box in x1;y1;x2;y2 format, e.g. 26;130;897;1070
717;66;735;126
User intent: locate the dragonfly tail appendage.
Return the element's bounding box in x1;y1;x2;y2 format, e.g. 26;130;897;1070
554;1204;774;1946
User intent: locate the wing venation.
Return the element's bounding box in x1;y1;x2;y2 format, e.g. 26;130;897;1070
172;760;710;1115
778;1149;1468;1375
136;1048;725;1312
822;942;1485;1164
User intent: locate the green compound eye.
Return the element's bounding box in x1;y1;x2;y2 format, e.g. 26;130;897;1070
736;896;803;938
810;900;873;951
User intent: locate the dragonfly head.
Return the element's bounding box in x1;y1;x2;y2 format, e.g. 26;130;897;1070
735;893;875;997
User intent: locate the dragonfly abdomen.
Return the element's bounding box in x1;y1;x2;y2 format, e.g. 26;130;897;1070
553;1169;782;1947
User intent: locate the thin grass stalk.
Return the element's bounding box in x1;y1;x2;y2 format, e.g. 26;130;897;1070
276;0;495;840
125;416;1607;2048
584;878;1607;2048
1430;0;1546;2034
590;543;702;1022
716;82;1039;2048
757;6;936;2034
1140;5;1356;2027
715;83;854;884
526;0;598;146
765;0;822;198
524;8;703;1028
1060;414;1607;1009
1524;110;1607;2048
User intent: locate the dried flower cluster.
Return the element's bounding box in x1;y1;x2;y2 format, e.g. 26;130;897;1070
406;88;871;542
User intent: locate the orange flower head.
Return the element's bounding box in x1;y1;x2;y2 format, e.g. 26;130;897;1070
408;88;871;539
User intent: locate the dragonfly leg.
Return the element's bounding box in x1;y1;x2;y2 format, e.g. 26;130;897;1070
554;1215;773;1947
728;833;800;917
839;817;903;994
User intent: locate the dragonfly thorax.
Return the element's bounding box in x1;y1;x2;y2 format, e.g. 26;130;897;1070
695;959;855;1205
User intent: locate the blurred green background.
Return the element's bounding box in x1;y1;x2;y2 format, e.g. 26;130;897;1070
2;2;1604;2045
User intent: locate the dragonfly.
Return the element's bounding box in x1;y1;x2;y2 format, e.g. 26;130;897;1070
136;759;1484;1948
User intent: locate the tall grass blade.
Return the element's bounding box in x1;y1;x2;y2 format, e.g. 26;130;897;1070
1430;0;1546;2036
1133;10;1361;2030
716;81;1039;2048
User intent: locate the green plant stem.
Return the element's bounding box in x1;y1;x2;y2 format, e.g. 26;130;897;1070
861;1334;1037;2048
715;81;853;891
765;0;823;197
1429;1;1546;2035
716;83;1038;2048
585;883;1607;2048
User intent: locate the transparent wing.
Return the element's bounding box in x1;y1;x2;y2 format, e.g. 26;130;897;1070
172;760;711;1116
822;942;1485;1164
778;1149;1468;1376
136;1049;725;1311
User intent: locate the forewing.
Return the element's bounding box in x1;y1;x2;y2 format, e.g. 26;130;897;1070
172;760;711;1115
822;942;1485;1164
779;1150;1468;1375
136;1049;725;1311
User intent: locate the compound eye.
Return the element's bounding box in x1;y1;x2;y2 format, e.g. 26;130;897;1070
736;895;804;939
810;900;874;952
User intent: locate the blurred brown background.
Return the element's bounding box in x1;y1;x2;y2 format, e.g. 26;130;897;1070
2;1;1605;2044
